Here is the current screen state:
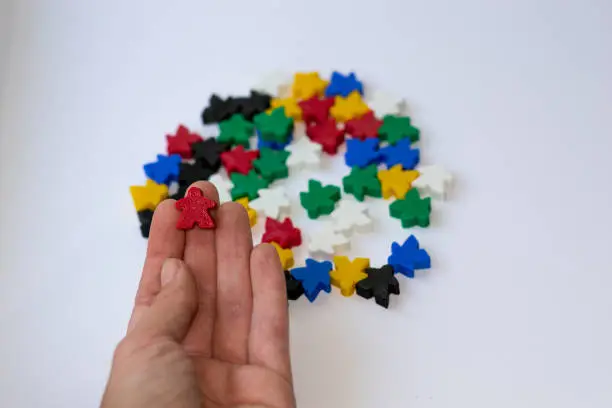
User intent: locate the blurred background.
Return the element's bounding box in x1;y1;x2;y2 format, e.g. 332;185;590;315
1;1;612;407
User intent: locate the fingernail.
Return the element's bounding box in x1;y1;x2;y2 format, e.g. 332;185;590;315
161;258;181;287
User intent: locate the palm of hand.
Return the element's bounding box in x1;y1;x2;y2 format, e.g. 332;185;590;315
102;181;295;408
193;357;293;407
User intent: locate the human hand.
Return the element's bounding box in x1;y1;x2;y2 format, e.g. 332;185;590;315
101;181;296;408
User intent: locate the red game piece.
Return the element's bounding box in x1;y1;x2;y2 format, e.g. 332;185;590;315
306;118;346;155
175;187;218;230
345;111;383;140
299;97;335;124
220;146;260;175
166;125;203;158
262;217;302;249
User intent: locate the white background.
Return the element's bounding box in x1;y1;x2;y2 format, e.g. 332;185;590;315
1;0;612;407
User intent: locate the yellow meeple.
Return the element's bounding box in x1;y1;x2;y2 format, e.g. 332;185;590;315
129;179;168;212
272;243;294;270
330;91;370;122
269;97;302;121
330;256;370;296
235;197;257;227
291;72;328;100
377;165;419;199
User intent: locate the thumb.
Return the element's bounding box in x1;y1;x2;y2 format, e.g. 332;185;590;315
131;258;198;342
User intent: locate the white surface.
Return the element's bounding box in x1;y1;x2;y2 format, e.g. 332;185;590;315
1;1;612;407
0;0;14;100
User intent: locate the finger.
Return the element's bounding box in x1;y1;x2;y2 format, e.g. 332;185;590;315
248;244;292;382
128;199;185;332
181;181;219;356
212;202;253;363
130;258;198;341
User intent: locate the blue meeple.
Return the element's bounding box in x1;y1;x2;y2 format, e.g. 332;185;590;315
379;139;420;170
325;71;364;97
344;138;381;168
143;154;181;185
290;259;333;302
388;235;431;278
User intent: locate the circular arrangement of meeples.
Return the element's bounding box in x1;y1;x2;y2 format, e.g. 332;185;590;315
130;71;453;308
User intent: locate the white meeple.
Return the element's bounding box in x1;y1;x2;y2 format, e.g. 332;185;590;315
249;186;291;220
412;164;453;200
308;222;351;257
208;174;233;203
285;137;322;170
253;71;292;97
367;90;406;117
331;199;373;234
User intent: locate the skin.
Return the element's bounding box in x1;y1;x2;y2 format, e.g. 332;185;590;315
101;181;296;408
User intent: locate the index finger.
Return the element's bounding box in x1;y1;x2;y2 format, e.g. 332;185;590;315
128;198;186;332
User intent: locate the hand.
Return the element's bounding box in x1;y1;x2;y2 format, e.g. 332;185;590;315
101;181;296;408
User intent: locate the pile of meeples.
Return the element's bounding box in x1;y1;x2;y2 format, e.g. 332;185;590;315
130;71;453;308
